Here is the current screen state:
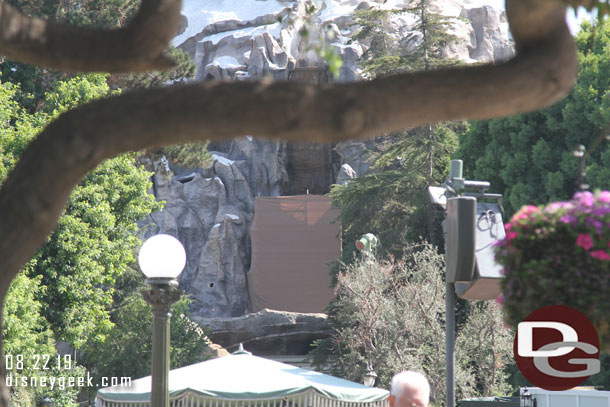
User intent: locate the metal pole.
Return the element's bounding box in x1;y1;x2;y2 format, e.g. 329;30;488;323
445;283;456;407
142;283;182;407
445;160;461;407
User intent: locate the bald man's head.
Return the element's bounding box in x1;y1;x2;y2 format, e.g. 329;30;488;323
388;371;430;407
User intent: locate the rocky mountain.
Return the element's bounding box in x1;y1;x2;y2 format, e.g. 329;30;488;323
173;0;513;82
139;0;514;324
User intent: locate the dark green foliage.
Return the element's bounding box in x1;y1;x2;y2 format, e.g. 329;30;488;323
3;0;138;107
584;354;610;388
30;154;162;347
3;0;196;112
0;74;162;348
331;0;462;258
330;124;459;257
330;169;428;257
7;0;136;28
0;74;165;407
158;141;213;169
456;19;610;216
352;8;411;78
109;46;197;89
77;256;211;397
403;0;462;71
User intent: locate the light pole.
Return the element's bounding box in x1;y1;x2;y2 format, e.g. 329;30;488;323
362;368;377;387
139;234;186;407
520;388;537;407
429;160;504;407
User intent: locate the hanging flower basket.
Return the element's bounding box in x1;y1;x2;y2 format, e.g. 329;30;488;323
495;191;610;352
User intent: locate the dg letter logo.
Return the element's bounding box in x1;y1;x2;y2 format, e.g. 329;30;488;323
513;305;600;391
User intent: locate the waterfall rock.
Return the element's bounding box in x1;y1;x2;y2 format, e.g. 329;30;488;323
336;163;358;185
140;157;254;318
174;0;513;83
139;0;515;323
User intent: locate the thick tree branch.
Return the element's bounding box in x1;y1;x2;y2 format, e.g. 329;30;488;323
0;0;180;72
0;0;578;291
0;1;581;403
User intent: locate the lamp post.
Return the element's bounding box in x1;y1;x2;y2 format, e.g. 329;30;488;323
521;388;537;407
429;159;504;407
139;234;186;407
362;368;377;387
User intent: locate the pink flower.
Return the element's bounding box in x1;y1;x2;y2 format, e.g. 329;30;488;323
597;190;610;204
505;231;518;241
589;250;610;261
576;233;594;250
495;294;504;305
575;191;594;207
512;205;539;221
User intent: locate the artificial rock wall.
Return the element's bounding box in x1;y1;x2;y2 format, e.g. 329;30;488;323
140;0;514;320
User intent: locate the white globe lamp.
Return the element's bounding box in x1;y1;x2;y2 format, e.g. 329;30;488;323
138;234;186;282
139;233;186;407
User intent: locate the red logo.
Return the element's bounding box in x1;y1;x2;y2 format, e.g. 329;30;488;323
513;305;600;390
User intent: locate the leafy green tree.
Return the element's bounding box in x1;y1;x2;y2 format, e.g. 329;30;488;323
2;271;88;407
405;0;461;71
456;19;610;216
7;0;136;27
1;75;161;350
3;0;196;113
6;365;88;407
31;154;161;347
3;272;55;368
309;243;513;404
352;7;410;78
0;74;173;405
2;0;133;110
0;80;45;181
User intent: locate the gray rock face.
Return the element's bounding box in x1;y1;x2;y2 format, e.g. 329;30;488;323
140;137;289;318
334;140;374;179
141;0;515;323
194;309;331;356
174;0;513;83
225;137;288;197
461;5;514;63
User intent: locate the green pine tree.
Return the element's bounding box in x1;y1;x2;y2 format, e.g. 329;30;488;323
331;0;463;257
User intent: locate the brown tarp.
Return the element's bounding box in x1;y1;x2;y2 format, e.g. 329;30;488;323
248;195;340;313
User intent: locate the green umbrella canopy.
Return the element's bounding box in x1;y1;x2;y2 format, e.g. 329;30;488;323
97;351;389;404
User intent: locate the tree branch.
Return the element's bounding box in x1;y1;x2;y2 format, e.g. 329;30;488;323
0;0;578;293
0;0;181;72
